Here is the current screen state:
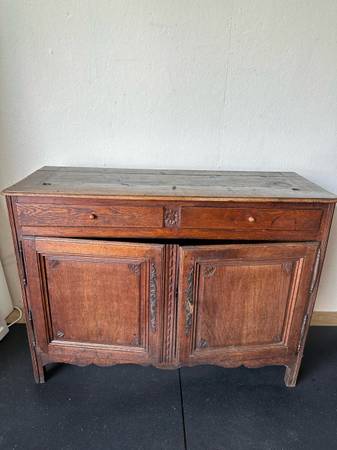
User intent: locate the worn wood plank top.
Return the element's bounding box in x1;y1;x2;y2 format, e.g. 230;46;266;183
3;166;336;202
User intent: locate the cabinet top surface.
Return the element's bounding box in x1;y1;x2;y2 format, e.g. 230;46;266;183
3;166;336;202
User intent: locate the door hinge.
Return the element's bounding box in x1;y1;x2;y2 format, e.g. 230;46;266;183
309;248;321;294
18;241;27;286
297;313;309;354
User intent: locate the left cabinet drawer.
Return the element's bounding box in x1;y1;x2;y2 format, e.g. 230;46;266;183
16;203;164;228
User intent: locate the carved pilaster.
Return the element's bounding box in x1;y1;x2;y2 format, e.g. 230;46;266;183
160;245;179;365
150;263;157;332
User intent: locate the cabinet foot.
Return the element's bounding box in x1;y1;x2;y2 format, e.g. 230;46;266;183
284;358;302;387
33;358;46;384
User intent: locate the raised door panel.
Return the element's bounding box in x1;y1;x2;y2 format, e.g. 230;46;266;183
177;243;319;366
23;237;164;366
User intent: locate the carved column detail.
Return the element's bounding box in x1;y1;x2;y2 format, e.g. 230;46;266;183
160;245;179;365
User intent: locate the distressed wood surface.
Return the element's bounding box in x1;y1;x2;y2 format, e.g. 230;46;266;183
177;242;318;369
22;237;164;367
4;167;336;387
3;166;336;201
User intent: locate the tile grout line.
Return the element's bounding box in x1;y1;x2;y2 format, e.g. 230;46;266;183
178;368;188;450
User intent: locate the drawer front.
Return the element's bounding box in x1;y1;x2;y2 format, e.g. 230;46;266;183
16;203;163;228
180;206;323;232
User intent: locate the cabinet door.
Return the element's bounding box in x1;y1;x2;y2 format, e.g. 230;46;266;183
23;237;164;366
177;242;319;367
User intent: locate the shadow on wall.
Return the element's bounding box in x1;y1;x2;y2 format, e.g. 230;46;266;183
316;213;337;310
0;256;13;321
0;48;28;312
0;11;44;311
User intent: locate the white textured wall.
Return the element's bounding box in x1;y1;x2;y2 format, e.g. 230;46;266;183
0;0;336;311
0;259;12;320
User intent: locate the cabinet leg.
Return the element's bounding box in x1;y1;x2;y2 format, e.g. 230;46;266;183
32;355;46;384
284;357;302;387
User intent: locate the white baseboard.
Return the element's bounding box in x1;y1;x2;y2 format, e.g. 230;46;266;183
311;311;337;326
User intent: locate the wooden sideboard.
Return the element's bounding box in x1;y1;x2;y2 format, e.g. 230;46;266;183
3;167;336;386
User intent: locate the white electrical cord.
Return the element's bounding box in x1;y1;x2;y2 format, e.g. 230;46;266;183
7;306;23;327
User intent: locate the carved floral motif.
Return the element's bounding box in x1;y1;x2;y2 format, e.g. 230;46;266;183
164;207;180;228
203;265;216;277
128;264;141;276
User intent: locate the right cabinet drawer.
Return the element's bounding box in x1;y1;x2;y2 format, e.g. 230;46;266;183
180;206;323;232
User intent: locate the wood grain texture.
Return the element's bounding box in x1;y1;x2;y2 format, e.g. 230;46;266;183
3;166;336;201
284;202;336;386
181;206;323;231
16;203;163;228
159;244;179;366
177;243;318;367
5;197;45;383
3;167;336;386
11;310;337;326
22;238;164;366
12;196;329;241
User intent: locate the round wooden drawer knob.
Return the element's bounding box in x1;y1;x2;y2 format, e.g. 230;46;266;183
89;213;97;220
248;216;256;223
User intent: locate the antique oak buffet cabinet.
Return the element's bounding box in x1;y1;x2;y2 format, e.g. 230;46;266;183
3;167;336;386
